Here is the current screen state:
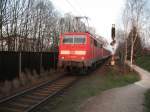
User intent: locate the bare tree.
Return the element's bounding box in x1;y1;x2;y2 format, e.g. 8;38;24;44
123;0;148;68
0;0;8;50
122;7;131;62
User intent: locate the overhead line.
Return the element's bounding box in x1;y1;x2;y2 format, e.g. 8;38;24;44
72;0;87;16
65;0;82;15
65;0;96;34
71;0;95;27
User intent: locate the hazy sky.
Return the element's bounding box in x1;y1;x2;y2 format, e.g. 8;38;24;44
52;0;125;42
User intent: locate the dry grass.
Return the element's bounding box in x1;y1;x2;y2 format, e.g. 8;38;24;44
1;80;12;95
33;70;40;79
26;71;34;83
0;69;63;98
19;73;28;86
12;78;21;89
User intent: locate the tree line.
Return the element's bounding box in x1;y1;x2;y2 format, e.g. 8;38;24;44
116;0;150;67
0;0;96;52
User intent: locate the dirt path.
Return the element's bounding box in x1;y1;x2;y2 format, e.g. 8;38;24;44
80;62;150;112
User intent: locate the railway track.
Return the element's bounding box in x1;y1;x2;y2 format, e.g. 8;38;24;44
0;75;77;112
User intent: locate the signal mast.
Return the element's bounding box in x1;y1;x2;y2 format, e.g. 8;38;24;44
110;24;116;65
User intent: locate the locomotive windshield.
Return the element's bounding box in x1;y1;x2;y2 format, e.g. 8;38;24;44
63;36;73;43
63;35;86;44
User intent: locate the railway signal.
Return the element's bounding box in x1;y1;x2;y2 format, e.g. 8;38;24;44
110;24;116;66
111;24;115;40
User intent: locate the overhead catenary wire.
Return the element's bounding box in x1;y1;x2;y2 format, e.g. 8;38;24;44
68;0;90;28
65;0;96;33
65;0;82;16
72;0;87;16
71;0;96;29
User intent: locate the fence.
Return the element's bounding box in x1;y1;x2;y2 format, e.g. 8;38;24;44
0;51;58;81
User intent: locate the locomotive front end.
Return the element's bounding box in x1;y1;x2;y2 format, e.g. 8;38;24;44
58;32;88;71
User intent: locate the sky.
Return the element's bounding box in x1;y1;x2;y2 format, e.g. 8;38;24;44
52;0;125;43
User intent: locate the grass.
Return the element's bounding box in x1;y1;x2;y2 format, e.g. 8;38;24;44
144;90;150;112
36;65;139;112
136;54;150;112
136;55;150;72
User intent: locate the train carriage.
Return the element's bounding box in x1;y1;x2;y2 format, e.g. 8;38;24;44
58;32;111;73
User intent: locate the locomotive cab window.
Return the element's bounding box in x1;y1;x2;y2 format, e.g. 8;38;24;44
63;35;86;44
63;36;73;44
74;36;86;44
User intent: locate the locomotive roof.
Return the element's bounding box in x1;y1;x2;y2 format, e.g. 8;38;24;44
62;32;105;45
62;32;90;35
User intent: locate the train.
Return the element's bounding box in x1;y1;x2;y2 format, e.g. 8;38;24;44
58;32;111;74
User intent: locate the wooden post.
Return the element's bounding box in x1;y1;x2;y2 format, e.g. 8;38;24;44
19;52;21;77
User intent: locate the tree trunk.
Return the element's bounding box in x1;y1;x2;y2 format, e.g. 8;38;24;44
130;39;134;70
124;39;128;63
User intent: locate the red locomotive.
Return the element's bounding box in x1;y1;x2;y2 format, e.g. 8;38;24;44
58;32;111;74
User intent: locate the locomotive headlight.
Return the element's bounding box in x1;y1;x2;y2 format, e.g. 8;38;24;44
75;51;86;55
60;50;70;54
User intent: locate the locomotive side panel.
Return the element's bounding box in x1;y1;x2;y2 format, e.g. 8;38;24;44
89;36;104;65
